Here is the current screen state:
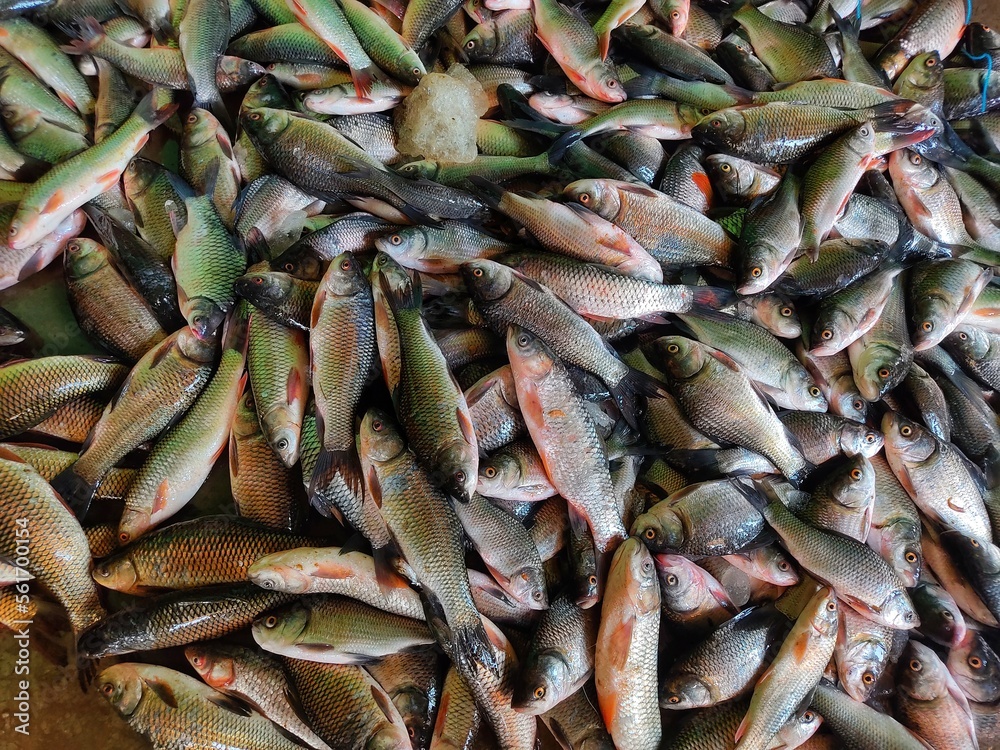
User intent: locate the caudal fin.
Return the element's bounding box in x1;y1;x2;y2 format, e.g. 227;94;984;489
689;285;736;312
58;17;105;55
309;448;365;513
50;465;98;520
608;366;670;430
372;541;411;595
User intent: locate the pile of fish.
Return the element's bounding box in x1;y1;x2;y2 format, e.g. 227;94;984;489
4;0;1000;747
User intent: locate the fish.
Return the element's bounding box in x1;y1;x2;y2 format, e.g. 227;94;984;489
97;663;305;749
810;683;934;750
430;664;480;750
595;537;661;750
366;649;441;750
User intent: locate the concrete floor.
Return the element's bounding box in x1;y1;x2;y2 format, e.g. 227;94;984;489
5;2;1000;748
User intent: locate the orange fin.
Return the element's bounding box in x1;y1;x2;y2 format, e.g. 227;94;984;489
151;479;171;515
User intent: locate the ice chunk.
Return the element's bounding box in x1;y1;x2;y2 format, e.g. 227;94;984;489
395;65;488;164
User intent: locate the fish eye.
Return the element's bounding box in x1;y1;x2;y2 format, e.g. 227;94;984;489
408;727;416;739
865;434;876;443
853;399;865;411
820;329;833;340
910;153;922;165
959;332;968;340
643;528;656;540
970;656;984;669
942;609;954;619
340;258;352;271
826;600;836;611
671;10;680;18
412;67;421;76
778;560;789;571
900;425;913;437
862;672;875;685
249;112;261;121
454;471;466;484
96;566;111;577
921;321;933;332
720;163;731;172
259;578;275;589
517;333;530;347
926;56;937;66
850;468;863;480
607;79;618;88
711;118;722;128
472;267;484;278
668;695;681;704
666;574;678;585
284;262;295;272
750;267;763;278
276;438;289;450
971;538;981;548
533;686;545;699
578;193;591;204
372;419;384;432
803;711;815;721
667;343;680;354
878;367;890;379
483;466;497;478
118;531;131;544
588;575;598;586
465;40;476;50
264;616;278;628
909;659;922;672
253;277;264;285
100;682;115;696
191;655;204;667
780;307;792;317
186;114;197;124
641;558;654;573
809;386;821;397
905;551;918;563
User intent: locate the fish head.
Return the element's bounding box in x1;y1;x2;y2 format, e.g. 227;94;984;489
96;664;144;717
434;441;479;504
271;244;325;281
810;307;856;356
968;22;1000;56
252;601;310;648
182;297;227;341
888;149;938;192
123;158;158;199
234;271;294;306
692;109;746;150
841;422;884;458
63;237;107;279
264;421;299;467
506;565;548;610
948;631;1000;704
898;640;950;702
360;408;408;465
325;251;369;297
617;538;660;612
741;546;800;586
391;685;432;747
365;719;411;750
585;62;626;104
911;299;955;351
879;587;920;630
737;242;787;296
512;649;571;714
775;706;823;748
477;452;523;496
943;530;1000;577
247;559;310;593
838;632;889;702
116;509;152;547
92;556;140;593
828;454;875;509
506;325;556;381
783;367;828;412
304;85;347;111
943;326;991;363
897;52;942;94
630;507;684;553
742;294;801;338
912;582;965;648
182;107;221;149
376;226;430;265
660;674;713;709
231;391;261;439
463;259;513;302
462;24;497;59
881;411;936;464
184;645;236;689
242;76;288;112
649;335;704;380
880;525;922;589
828;378;867;422
394;160;439;181
659;0;689;36
218;56;265;88
528;92;588;123
397;51;427;86
706;154;757;199
854;344;908;401
653;552;700;611
241;107;294;142
562;179;618;220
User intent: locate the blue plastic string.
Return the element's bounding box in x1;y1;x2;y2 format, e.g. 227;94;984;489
966;0;992;115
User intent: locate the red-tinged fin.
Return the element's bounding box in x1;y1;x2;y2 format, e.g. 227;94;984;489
373;542;411;594
311;288;327;329
597;30;612;61
151;479;171;515
839;592;880;619
734;712;750;743
689;286;736;311
41;189;66;216
148;336;177;369
60;17;106;55
309;447;365;503
456;405;477;448
365;464;383;508
0;447;27;464
205;690;253;717
286;365;305;408
17;247;53;281
350;66;376;100
228;433;239;476
371;683;398;722
142;676;178;708
691;171;713;202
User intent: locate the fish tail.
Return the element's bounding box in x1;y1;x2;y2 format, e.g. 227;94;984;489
609;367;671;430
597;27;612;61
665;448;724;477
548;130;584;163
309;447;365;510
50;465;98;520
452;615;500;677
464;175;505;208
372;541;411;595
350;64;380;99
133;87;179;128
242;227;271;263
59;16;105;55
688;285;736;312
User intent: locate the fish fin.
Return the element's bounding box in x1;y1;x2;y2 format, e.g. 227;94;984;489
206;690;254;717
350;64;378;100
597;28;612;61
207;96;236;137
373;542;410;594
371;682;399;722
75;649;98;693
464;175;506;208
549;129;584;164
132;88;178;127
690;286;736;311
456;406;477;453
377;266;418;313
607;367;670;431
364;463;383;508
49;466;97;521
151;479;171;515
59;17;105;54
142;676;179;708
243;227;271;263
